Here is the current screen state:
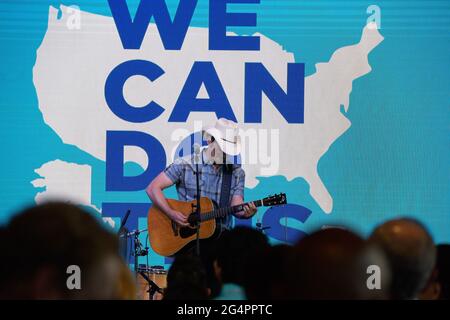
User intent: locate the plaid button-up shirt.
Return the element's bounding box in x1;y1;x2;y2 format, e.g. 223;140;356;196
163;150;245;231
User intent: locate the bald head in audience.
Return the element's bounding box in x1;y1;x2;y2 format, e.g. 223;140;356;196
0;202;124;299
369;218;436;300
288;228;390;299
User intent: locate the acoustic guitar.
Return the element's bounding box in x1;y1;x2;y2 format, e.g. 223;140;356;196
147;193;287;257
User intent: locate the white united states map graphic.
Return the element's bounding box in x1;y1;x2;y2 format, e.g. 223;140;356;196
31;6;384;224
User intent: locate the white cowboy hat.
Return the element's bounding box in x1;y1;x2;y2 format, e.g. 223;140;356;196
203;118;241;156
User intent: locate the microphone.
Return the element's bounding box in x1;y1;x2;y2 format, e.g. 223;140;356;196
117;210;131;260
117;209;131;234
193;143;201;164
120;228;148;238
119;210;131;229
193;143;201;154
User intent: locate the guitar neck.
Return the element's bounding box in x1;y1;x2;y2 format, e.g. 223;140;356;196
199;200;263;222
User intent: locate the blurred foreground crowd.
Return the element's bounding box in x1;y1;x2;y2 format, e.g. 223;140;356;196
0;202;448;300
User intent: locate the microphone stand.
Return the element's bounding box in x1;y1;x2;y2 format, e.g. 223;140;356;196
256;222;271;234
117;209;131;261
133;230;148;276
194;149;201;256
129;229;163;300
138;270;163;300
132;230;161;300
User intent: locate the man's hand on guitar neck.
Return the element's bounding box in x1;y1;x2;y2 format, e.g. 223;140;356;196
232;196;258;219
241;202;258;219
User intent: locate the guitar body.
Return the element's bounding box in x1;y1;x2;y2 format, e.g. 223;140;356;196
148;197;217;257
148;193;287;257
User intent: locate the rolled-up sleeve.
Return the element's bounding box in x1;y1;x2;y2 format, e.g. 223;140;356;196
231;168;245;198
164;162;183;185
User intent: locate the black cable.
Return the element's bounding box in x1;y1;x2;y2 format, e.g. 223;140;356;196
144;232;153;299
127;234;132;269
145;233;149;269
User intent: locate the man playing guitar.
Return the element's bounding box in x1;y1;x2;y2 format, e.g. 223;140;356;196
146;118;257;236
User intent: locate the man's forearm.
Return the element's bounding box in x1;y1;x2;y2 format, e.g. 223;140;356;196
147;186;174;217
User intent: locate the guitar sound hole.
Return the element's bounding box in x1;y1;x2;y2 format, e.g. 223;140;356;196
179;227;197;239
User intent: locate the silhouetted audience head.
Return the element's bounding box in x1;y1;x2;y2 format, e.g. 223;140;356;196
436;244;450;299
245;244;294;300
214;227;270;288
419;244;450;300
0;202;123;299
287;228;390;299
114;258;137;300
1;202;446;301
193;239;221;299
164;254;209;300
369;218;436;300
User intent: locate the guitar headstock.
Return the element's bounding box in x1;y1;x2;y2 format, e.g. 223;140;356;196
262;193;287;207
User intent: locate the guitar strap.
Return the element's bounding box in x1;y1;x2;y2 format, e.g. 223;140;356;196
219;166;233;207
218;165;233;232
